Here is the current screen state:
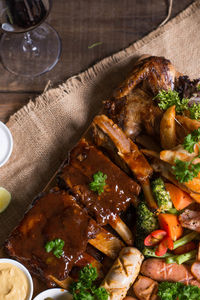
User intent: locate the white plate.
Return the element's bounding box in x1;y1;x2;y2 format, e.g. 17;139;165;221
33;288;73;300
0;121;13;167
0;258;33;300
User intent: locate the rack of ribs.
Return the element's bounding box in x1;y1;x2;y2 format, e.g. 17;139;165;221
5;189;123;287
58;138;140;244
5;136;140;286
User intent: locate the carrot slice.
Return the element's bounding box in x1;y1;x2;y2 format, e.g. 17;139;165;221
173;241;196;255
165;183;194;210
158;213;183;241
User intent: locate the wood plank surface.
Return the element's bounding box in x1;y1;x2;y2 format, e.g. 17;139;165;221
0;0;194;123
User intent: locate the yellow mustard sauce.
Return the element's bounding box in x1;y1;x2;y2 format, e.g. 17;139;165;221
0;262;29;300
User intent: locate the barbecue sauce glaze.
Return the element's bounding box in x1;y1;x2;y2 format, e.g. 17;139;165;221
5;190;99;285
60;139;140;225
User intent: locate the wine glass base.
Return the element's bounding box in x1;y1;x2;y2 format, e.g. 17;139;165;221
0;23;61;77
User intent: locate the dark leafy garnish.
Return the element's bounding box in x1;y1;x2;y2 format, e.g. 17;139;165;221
176;75;200;99
158;281;200;300
172;158;200;183
45;238;64;258
70;265;109;300
89;171;107;195
183;128;200;153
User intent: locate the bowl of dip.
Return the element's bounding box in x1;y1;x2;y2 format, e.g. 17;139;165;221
33;288;73;300
0;258;33;300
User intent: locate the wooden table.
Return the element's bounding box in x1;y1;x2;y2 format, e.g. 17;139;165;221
0;0;194;123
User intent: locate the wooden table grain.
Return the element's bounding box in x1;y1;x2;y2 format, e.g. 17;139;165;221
0;0;194;123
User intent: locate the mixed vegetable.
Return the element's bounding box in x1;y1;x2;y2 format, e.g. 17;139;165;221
135;177;200;263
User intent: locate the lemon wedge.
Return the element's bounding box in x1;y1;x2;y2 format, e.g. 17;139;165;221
0;187;11;213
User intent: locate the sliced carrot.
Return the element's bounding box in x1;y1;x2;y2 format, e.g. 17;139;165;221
165;183;194;210
173;241;196;255
158;213;183;241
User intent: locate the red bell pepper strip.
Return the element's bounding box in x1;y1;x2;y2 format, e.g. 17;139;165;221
155;236;174;256
144;229;167;247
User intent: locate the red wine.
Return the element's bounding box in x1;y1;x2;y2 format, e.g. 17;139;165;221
0;0;51;33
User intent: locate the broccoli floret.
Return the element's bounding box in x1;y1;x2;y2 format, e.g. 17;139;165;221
152;178;173;211
135;199;158;251
137;201;158;233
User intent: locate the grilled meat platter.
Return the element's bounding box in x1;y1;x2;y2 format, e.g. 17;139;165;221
4;56;200;300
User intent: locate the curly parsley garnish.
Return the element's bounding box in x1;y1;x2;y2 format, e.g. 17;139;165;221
89;171;107;195
45;238;64;258
155;89;200;120
158;281;200;300
189;103;200;120
70;265;109;300
155;89;189;113
183;128;200;153
172;158;200;183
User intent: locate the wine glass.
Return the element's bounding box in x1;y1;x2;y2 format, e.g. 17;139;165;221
0;0;61;77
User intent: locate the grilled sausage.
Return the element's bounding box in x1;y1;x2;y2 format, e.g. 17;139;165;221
101;247;144;300
141;258;200;287
133;275;158;300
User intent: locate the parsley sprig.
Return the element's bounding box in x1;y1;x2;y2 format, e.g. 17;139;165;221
189;103;200;120
89;171;107;195
172;158;200;183
45;238;64;258
158;281;200;300
183;128;200;153
155;89;200;120
70;265;109;300
155;90;189;113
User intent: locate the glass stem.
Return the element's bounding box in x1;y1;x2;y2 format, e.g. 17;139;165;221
22;32;39;56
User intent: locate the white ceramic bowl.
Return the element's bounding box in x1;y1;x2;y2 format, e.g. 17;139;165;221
0;121;13;167
33;288;73;300
0;258;33;300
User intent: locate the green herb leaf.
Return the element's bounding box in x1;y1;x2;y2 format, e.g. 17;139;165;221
158;281;200;300
45;240;55;253
89;171;107;195
172;158;200;183
189;103;200;120
45;238;65;258
70;265;109;300
88;42;103;49
155;89;189;113
183;128;200;153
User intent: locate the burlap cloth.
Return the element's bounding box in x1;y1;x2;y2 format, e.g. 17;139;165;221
1;1;200;246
